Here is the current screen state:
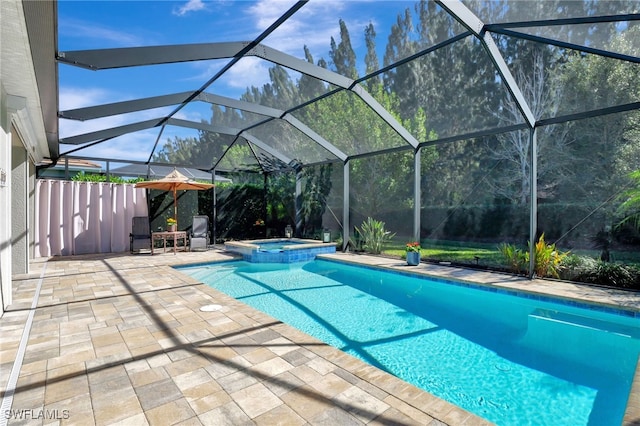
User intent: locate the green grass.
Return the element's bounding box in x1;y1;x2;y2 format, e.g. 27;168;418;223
380;240;640;269
381;241;504;268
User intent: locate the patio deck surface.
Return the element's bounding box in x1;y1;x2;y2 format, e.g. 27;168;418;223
1;249;638;425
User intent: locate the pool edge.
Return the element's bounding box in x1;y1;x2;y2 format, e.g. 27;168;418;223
174;251;640;424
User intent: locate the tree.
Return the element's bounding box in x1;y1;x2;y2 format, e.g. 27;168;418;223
299;164;333;236
299;45;327;100
558;25;640;210
616;170;640;232
486;48;572;205
363;23;381;91
330;19;358;79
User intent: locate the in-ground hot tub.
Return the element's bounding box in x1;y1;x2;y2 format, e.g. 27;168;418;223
225;238;336;263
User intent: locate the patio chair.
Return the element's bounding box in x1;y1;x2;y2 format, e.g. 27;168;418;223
130;216;151;253
190;215;210;251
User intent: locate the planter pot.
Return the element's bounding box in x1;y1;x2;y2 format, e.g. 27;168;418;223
167;224;177;232
406;251;420;266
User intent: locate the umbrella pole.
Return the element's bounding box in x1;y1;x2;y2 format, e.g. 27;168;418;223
173;188;178;223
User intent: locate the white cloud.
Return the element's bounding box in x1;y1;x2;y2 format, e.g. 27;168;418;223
59;86;121;139
200;0;344;93
224;57;272;90
172;109;203;123
248;0;343;56
58;18;144;47
59;87;111;111
246;0;301;30
173;0;208;17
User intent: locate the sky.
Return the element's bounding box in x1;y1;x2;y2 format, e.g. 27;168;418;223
56;0;415;165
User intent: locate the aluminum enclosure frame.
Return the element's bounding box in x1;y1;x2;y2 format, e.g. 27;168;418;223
40;0;640;278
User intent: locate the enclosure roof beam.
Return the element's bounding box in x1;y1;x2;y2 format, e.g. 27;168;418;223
282;114;347;162
62;154;212;174
436;0;536;128
163;119;296;172
59;92;194;121
488;13;640;29
250;44;353;89
351;85;420;149
164;118;242;135
57;41;353;89
420;123;530;148
196;92;284;117
58;91;287;122
60;119;161;145
58;41;420;150
167;117;338;170
57;42;246;70
59;112;329;169
244;46;421;149
537;101;640;127
241;133;293;166
60;117;244;145
489;28;640;64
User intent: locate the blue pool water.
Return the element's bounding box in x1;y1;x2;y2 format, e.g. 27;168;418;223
179;259;640;425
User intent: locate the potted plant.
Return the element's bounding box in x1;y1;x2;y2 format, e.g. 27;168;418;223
166;217;177;232
405;241;421;266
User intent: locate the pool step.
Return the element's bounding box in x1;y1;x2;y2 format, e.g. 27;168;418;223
516;309;640;374
528;308;640;339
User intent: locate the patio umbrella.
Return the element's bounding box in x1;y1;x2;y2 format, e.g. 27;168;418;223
135;168;214;223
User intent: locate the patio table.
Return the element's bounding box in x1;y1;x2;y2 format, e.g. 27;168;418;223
151;231;188;255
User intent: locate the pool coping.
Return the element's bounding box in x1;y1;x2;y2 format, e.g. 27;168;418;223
225;238;337;263
225;238;337;251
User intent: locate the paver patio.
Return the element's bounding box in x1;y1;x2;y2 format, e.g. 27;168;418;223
1;249;638;425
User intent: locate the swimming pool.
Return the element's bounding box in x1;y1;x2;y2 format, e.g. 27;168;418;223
179;259;640;425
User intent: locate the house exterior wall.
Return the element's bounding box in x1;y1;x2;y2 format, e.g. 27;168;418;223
0;89;11;312
0;0;52;314
0;89;43;314
11;131;29;276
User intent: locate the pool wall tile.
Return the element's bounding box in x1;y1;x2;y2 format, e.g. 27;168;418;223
317;256;640;319
225;239;336;263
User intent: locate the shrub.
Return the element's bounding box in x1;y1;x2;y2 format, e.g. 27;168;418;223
71;171;141;184
575;261;640;289
558;255;597;281
356;217;396;255
498;233;569;278
498;243;528;275
533;233;570;278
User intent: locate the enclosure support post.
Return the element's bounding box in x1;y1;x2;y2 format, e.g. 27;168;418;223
528;127;538;279
414;148;421;243
212;168;217;247
295;168;303;237
343;160;350;252
263;173;268;237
